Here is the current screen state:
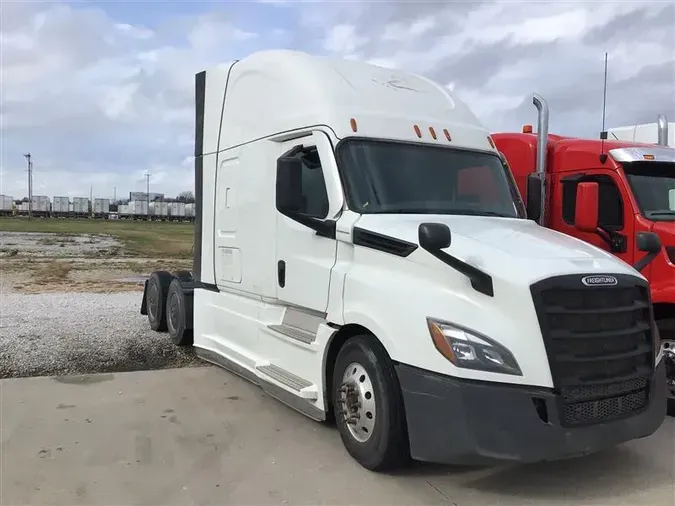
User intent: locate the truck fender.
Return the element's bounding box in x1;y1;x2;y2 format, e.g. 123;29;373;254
341;309;398;361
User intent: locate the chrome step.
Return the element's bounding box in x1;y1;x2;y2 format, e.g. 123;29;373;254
268;324;316;344
256;364;316;400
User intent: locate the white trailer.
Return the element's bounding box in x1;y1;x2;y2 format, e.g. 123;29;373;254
118;204;130;218
128;200;148;218
185;203;195;221
149;201;168;219
608;114;674;147
168;202;186;220
32;196;50;216
72;197;89;216
0;195;13;215
52;196;70;215
141;50;667;472
94;198;109;213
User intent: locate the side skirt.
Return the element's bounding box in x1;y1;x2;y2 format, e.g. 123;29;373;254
195;347;326;422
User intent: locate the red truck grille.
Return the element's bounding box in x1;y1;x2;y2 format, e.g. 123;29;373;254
530;274;655;427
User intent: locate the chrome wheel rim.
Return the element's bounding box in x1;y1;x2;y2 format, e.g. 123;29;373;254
167;291;179;332
338;362;376;443
147;282;159;321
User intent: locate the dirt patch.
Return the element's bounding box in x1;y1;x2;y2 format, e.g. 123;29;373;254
1;256;190;294
0;231;122;258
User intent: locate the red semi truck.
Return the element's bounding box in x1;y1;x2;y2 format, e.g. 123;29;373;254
492;95;675;416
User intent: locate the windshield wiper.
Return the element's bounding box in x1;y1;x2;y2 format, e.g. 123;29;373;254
373;209;515;217
451;210;514;218
647;211;675;216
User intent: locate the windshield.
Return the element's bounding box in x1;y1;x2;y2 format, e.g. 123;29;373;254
623;162;675;221
336;139;525;218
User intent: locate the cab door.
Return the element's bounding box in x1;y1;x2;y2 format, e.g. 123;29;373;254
553;170;635;266
274;131;342;313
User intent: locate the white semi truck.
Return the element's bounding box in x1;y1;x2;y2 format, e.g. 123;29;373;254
609;114;674;147
141;50;667;471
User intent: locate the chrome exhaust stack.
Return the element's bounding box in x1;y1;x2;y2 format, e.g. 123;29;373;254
657;114;669;146
533;94;549;225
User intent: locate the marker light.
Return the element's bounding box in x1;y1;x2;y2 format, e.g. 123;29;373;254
413;124;422;138
443;128;452;141
429;126;437;140
523;124;533;133
643;154;655;160
350;118;358;132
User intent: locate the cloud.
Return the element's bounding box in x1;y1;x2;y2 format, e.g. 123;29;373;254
1;0;673;201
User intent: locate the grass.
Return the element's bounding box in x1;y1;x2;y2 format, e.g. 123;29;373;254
0;218;194;258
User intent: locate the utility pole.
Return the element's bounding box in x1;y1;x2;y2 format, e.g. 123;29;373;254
113;186;116;203
23;153;33;219
145;172;151;221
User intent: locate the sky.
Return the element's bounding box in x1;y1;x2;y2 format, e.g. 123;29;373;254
1;0;673;201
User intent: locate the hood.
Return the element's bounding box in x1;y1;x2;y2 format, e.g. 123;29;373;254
650;221;675;247
354;214;642;285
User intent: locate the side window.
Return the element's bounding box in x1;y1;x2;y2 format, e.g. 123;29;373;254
562;175;624;230
291;146;330;219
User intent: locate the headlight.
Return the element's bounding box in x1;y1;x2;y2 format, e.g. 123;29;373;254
426;318;522;376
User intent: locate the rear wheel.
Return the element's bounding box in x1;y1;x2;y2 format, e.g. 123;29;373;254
332;335;409;471
146;271;173;331
166;278;193;346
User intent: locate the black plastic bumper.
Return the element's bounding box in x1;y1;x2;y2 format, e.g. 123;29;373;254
396;361;667;466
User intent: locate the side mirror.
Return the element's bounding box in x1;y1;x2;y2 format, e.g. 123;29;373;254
633;231;662;272
419;223;451;251
574;182;599;233
636;231;661;254
276;156;303;213
526;173;542;223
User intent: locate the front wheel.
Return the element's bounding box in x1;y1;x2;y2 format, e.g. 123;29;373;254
662;340;674;417
332;335;409;471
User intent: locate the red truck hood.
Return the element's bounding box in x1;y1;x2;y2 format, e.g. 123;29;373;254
651;222;675;246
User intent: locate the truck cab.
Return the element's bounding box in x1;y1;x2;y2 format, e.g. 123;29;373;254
493;101;675;415
141;52;667;471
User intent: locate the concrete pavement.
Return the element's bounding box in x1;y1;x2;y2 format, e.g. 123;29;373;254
2;366;674;505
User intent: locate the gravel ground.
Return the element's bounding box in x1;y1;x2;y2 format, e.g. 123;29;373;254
0;291;202;378
0;231;121;257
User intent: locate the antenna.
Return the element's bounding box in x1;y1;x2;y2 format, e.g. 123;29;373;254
599;52;608;164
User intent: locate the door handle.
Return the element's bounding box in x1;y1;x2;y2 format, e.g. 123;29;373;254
277;260;286;288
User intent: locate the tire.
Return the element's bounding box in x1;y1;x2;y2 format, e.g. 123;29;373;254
166;278;193;346
332;335;409;471
173;270;193;282
146;271;173;331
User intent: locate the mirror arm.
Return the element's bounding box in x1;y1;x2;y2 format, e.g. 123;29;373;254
590;226;627;253
281;209;336;239
633;251;660;272
420;245;494;297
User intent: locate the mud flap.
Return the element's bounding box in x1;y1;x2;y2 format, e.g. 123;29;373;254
140;279;148;315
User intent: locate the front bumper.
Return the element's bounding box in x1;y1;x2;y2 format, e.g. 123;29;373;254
396;361;667;466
